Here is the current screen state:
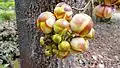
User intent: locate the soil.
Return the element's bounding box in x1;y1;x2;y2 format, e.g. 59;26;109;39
79;9;120;68
87;22;120;68
60;9;120;68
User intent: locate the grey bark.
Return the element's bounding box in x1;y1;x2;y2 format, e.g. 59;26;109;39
14;0;92;68
15;0;58;68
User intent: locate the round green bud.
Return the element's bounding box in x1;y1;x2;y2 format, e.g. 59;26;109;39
56;51;69;59
44;50;52;56
40;37;44;45
52;49;58;54
58;41;70;52
52;44;57;49
45;45;52;50
52;34;62;43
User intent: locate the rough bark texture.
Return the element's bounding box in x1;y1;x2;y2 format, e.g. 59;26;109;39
15;0;58;68
14;0;91;68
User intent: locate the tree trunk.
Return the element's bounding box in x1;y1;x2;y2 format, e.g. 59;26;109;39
15;0;91;68
15;0;58;68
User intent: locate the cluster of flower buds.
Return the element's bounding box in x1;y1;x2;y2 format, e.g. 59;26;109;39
36;2;95;59
94;0;117;18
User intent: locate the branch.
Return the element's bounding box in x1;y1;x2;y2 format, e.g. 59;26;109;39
82;0;91;13
72;0;92;13
72;7;84;11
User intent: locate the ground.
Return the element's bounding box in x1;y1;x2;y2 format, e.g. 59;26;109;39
59;9;120;68
88;22;120;68
84;10;120;68
87;9;120;68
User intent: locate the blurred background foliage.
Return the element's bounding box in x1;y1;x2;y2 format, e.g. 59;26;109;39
0;0;15;22
0;0;20;68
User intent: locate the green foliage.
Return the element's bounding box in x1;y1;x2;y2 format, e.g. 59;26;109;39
0;10;16;21
0;0;15;21
0;2;15;10
0;0;14;2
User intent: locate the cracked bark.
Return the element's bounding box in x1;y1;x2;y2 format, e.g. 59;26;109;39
14;0;91;68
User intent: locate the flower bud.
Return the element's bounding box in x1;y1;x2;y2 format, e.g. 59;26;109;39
70;37;89;53
56;51;69;59
52;34;62;43
85;28;95;39
94;5;114;18
36;12;55;34
52;44;57;49
44;49;52;56
53;19;70;33
45;45;52;50
40;22;52;34
52;49;58;54
58;41;70;52
70;13;93;37
54;2;73;21
40;37;45;45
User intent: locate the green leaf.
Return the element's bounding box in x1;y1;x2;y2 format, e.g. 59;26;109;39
0;10;16;20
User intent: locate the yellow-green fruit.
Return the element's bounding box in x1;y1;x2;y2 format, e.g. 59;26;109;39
52;34;62;43
56;51;69;59
85;28;95;39
40;37;44;45
58;41;70;52
44;50;52;56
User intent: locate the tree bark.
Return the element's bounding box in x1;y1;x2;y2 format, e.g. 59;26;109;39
15;0;91;68
15;0;58;68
